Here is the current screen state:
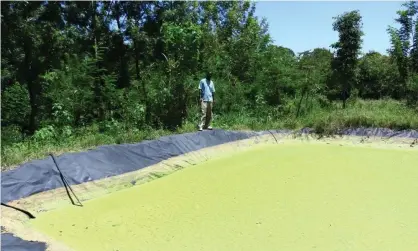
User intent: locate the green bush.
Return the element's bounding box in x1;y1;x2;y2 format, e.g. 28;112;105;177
1;82;30;127
33;125;57;142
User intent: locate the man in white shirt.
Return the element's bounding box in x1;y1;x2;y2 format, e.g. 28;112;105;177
198;72;215;131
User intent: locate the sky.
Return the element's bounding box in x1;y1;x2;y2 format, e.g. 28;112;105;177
254;1;406;55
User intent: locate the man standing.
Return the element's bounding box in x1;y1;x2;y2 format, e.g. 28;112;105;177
198;72;215;131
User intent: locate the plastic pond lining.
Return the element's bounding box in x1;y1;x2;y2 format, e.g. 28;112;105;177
1;128;418;251
1;233;46;251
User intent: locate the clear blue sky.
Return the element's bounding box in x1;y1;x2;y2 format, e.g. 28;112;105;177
254;1;405;55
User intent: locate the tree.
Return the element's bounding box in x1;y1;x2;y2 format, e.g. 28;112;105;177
297;48;333;116
357;51;400;99
387;1;418;105
411;14;418;71
329;10;364;108
1;1;66;133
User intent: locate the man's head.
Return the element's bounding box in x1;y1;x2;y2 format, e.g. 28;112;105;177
205;72;212;81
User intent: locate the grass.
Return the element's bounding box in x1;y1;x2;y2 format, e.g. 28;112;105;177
300;99;418;134
2;99;418;170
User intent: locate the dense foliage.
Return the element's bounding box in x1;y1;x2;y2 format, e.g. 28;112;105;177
1;1;418;155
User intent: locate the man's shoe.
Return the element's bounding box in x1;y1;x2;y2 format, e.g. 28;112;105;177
198;126;203;131
207;126;213;130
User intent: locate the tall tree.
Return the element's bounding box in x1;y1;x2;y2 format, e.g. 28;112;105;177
388;2;418;83
329;10;364;108
1;1;67;133
297;48;333;115
388;1;418;106
411;13;418;71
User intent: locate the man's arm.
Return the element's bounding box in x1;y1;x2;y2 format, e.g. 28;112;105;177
198;80;203;102
211;82;215;103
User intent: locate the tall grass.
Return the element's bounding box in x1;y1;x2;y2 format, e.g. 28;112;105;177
301;99;418;133
2;99;417;170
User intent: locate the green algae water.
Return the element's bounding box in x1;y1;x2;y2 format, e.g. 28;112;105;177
31;143;418;251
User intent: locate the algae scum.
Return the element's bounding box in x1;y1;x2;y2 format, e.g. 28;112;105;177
30;143;418;251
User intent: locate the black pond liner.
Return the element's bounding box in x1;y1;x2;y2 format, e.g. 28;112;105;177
1;128;417;251
1;233;46;251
